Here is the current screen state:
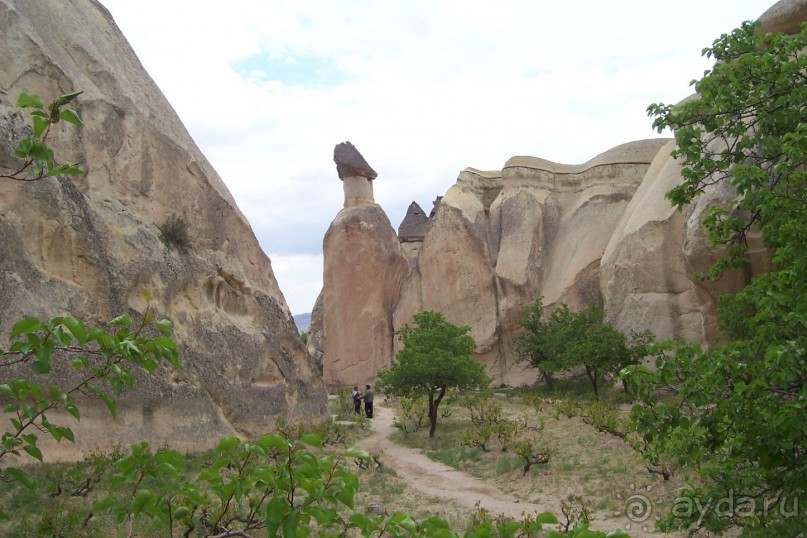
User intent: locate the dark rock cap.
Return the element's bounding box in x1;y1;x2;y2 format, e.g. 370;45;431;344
334;141;377;180
398;201;428;241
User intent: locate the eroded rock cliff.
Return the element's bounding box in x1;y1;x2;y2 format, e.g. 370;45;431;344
0;0;327;458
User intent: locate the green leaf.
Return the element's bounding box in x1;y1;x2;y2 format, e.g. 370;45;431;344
52;91;82;108
132;488;153;515
349;513;373;530
93;496;118;511
57;317;87;343
156;461;179;479
215;436;241;453
109;313;133;327
23;444;43;462
45;163;84;176
181;484;207;505
389;512;417;533
266;497;289;524
32;115;47;138
26;142;53;162
154;319;173;336
11;317;44;338
3;467;35;490
345;446;369;460
259;433;289;452
335;488;354;509
17;92;43;109
535;511;559;524
282;512;299;538
59;109;83;126
299;433;322;449
70;357;90;371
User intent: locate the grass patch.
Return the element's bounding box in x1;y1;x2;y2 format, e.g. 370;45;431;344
494;456;522;474
428;446;482;469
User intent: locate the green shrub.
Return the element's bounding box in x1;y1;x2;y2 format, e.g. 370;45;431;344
158;214;191;250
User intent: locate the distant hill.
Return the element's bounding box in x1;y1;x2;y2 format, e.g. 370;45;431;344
293;313;312;333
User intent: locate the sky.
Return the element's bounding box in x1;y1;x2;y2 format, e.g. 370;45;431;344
100;0;770;315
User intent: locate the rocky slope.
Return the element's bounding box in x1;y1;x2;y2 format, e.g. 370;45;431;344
0;0;327;458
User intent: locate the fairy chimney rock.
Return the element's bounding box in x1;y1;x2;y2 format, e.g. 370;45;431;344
335;141;377;207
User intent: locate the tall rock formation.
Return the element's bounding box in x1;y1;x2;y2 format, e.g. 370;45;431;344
321;143;409;386
392;140;671;384
0;0;327;459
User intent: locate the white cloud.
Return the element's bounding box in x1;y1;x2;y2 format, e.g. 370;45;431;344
100;0;769;314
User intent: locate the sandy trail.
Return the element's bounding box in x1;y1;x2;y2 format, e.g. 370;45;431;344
356;403;561;520
355;403;668;537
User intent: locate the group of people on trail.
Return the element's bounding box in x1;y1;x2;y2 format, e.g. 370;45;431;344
351;384;374;419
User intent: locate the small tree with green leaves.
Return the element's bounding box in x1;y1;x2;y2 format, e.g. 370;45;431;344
516;299;635;398
377;311;491;438
514;297;560;390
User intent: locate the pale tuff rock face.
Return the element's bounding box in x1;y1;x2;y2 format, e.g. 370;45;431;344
759;0;807;34
322;145;410;386
0;0;327;459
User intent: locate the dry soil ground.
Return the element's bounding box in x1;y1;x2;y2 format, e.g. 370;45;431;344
356;402;683;538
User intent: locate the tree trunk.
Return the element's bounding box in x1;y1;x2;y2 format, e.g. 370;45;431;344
428;387;447;438
584;365;599;399
428;393;437;438
621;377;630;395
543;370;554;391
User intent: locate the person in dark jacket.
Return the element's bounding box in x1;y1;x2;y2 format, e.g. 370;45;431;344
363;384;374;419
351;385;362;414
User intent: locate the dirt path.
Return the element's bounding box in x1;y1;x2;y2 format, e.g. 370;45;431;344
356;403;667;537
356;403;561;520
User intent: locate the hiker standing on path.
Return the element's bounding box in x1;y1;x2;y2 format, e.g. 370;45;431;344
363;384;374;418
351;385;362;414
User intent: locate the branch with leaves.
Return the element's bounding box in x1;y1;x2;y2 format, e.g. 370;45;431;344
2;91;84;181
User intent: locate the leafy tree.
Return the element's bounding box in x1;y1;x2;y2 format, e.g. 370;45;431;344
516;299;636;398
377;311;491;438
566;304;628;398
626;21;807;535
514;297;559;390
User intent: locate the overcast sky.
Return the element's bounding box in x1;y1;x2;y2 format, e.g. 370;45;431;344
100;0;768;315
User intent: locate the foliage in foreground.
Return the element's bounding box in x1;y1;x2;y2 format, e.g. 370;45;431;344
0;312;179;499
378;311;491;438
0;312;622;537
627;20;807;535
